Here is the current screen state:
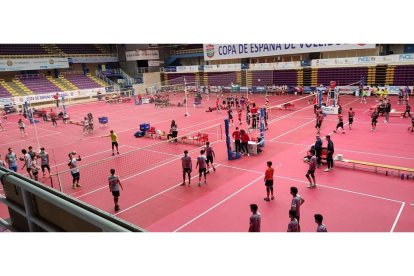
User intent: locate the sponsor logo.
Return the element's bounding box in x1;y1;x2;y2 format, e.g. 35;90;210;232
399;54;414;61
49;59;55;64
6;60;13;66
206;44;215;58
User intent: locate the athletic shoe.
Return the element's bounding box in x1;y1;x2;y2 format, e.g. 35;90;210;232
324;168;330;172
264;197;270;201
115;205;120;211
112;153;115;156
117;152;119;155
180;183;185;186
307;185;313;188
271;196;275;200
198;182;201;187
333;130;337;133
342;131;345;134
76;184;82;187
247;153;250;156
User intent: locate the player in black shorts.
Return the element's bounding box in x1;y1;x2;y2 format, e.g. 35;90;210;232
348;108;355;130
371;110;379;131
227;107;234;125
315;112;323;135
204;142;216;173
333;114;345;134
408;117;414;132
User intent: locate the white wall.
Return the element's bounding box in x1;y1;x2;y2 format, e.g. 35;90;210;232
133;72;161;94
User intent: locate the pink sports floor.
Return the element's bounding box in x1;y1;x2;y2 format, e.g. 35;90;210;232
1;93;413;232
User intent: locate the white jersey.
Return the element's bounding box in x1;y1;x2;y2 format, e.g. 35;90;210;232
69;158;79;174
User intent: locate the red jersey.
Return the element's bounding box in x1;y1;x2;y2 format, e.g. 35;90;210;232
338;114;343;122
232;130;241;140
241;133;250;143
250;107;258;115
265;167;274;180
237;109;242;118
348;110;355;118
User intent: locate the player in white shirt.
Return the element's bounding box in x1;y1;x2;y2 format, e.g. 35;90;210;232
314;214;328;232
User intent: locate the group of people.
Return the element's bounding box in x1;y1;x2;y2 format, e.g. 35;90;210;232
1;146;51;181
83;113;94;134
181;142;216;186
231;127;263;156
248;161;327;232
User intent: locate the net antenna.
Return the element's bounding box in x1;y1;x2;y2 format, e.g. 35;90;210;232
184;77;190;117
25;99;41;151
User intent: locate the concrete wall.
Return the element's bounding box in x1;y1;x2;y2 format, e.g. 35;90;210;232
133;72;161;93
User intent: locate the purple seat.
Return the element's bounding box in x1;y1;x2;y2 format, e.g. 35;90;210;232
64;74;102;89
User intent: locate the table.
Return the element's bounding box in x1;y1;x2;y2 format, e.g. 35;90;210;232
233;141;259;155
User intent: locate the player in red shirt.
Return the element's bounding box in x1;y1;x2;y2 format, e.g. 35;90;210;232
215;98;220;113
240;129;250;156
237;107;242;125
232;127;241;153
263;161;275;201
315;112;324;135
250;103;258;129
348;107;355;130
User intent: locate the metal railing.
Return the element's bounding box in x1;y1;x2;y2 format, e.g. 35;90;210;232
0;168;145;232
170;48;203;55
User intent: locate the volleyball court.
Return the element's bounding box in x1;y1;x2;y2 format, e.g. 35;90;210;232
1;76;413;232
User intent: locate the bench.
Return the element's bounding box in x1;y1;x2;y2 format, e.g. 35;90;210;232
334;158;414;177
180;133;208;145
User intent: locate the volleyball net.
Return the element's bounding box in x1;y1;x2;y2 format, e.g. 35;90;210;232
50;123;223;194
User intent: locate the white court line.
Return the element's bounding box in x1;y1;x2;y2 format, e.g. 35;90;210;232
74;140;223;198
48;113;224;150
216;163;405;204
390;202;405;232
174;175;264;232
290;115;410;126
266;139;414;161
0;125;61;135
270;119;316;141
1;133;59;146
268;105;313;124
49;145;132;169
116;165;222;215
295;98;361;153
30;126;62;134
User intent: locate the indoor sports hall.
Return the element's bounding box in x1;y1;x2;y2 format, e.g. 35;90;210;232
1;43;413;233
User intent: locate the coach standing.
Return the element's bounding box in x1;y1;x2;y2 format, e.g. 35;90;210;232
324;135;334;172
314;135;323;168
